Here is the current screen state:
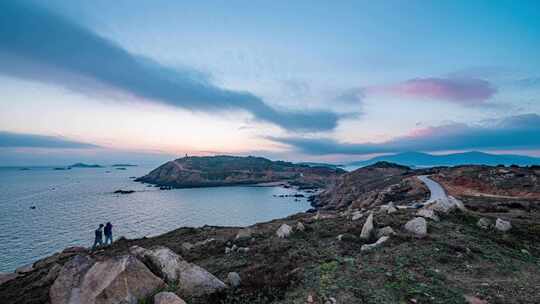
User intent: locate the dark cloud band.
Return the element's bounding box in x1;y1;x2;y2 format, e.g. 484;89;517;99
0;131;98;149
0;2;339;132
272;114;540;155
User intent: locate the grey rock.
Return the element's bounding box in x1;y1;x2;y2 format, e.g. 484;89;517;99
15;263;34;274
416;209;440;221
227;272;241;287
376;226;395;238
495;218;512;232
360;213;374;240
50;254;164;304
276;224;293;238
296;222;305;232
361;236;390;251
154;292;186;304
404;217;427;237
130;245;226;297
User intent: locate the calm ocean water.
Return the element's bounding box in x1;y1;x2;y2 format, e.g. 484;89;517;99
0;166;311;272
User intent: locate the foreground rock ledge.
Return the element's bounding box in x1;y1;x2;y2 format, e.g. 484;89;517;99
50;254;165;304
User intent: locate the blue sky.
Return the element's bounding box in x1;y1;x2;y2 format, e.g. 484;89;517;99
0;0;539;165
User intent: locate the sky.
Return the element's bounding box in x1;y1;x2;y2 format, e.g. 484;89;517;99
1;0;539;166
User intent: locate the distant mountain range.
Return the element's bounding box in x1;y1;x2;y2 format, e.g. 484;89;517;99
349;151;540;168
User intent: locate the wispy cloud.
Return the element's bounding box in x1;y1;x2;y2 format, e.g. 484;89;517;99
271;114;540;155
0;131;98;149
0;1;340;132
365;77;497;105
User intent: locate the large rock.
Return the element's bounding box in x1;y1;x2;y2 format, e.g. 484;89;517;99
376;226;395;238
404;217;427;237
361;236;390;251
428;196;465;214
296;222;306;232
50;254;165;304
154;292;186;304
360;213;374;240
276;224;293;238
130;246;225;297
416;209;440;222
495;218;512;232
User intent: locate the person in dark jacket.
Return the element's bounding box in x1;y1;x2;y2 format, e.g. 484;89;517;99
92;224;104;250
104;222;113;246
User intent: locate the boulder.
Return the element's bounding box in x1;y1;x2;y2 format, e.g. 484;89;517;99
376;226;395;238
225;247;232;254
416;209;440;222
428;196;465;214
477;218;491;230
0;272;19;285
235;228;253;240
404;217;427;237
15;263;34;274
495;218;512;232
361;236;390;251
154;291;186;304
227;272;241;287
130;246;226;297
154;292;186;304
276;224;293;238
50;254;165;304
360;213;374;240
296;222;306;232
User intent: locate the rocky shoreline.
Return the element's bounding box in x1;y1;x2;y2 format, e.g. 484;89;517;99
1;162;539;303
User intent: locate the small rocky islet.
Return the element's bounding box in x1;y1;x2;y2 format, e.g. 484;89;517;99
1;157;539;304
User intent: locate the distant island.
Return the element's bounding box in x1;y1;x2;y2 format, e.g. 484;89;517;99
350;151;540;168
68;163;103;168
111;164;137;167
136;155;345;189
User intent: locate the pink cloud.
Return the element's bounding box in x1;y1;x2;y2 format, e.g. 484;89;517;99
367;77;497;104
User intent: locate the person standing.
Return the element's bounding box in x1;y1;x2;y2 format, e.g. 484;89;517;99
92;224;104;250
104;222;113;246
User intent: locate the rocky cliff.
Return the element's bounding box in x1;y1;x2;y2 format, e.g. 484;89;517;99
311;162;429;210
136;155;345;189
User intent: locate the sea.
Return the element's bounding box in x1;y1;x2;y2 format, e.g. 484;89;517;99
0;166;311;272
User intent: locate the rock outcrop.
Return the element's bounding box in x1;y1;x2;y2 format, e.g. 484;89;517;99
50;254;165;304
129;246;226;297
312;162;429;210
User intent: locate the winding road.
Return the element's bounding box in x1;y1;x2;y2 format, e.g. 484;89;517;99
417;175;448;204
